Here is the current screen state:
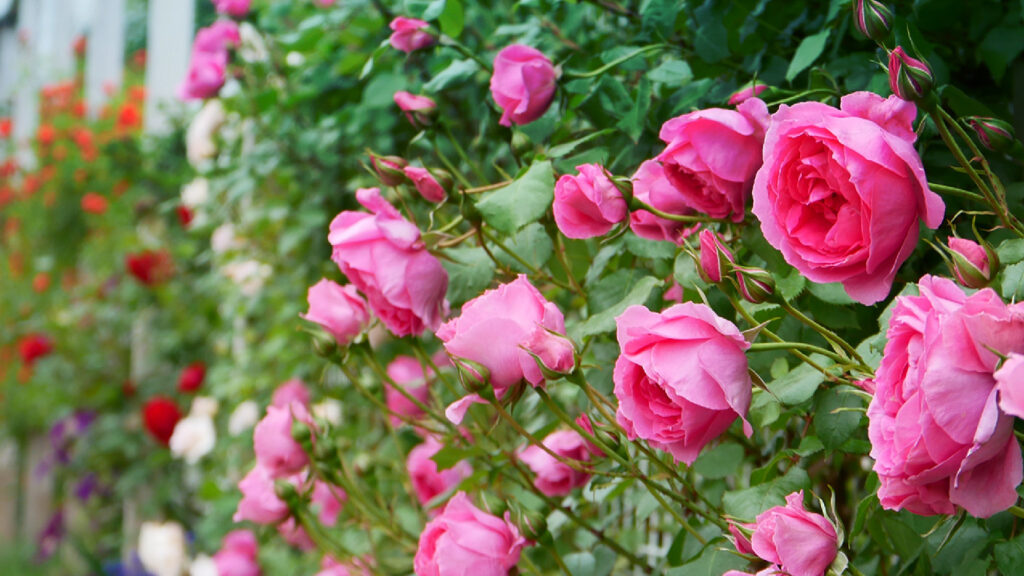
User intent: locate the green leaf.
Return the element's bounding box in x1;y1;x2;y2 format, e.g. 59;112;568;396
786;29;831;82
431;444;474;471
424;59;480;92
692;442;743;480
441;246;495;305
648;59;694;87
995;533;1024;576
1001;261;1024;301
495;222;554;273
593;547;617;576
766;359;826;406
998;239;1024;265
692;1;729;63
807;281;856;305
439;0;465;38
813;385;864;450
548;129;616;159
617;77;652;142
475;161;555;233
564;552;596;576
668;541;747;576
978;26;1024;82
748;389;781;428
421;0;446;21
625;234;676;260
641;0;681;40
777;268;807;301
573;276;660;340
722;467;811;520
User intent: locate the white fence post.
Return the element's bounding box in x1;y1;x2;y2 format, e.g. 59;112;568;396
144;0;194;133
84;0;124;115
13;0;41;154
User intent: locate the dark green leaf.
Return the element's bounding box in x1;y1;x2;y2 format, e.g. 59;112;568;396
786;29;831;82
475;161;555;233
813;385;864;450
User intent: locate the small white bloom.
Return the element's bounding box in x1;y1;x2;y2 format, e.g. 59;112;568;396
229;400;261;436
138;521;188;576
238;22;270;63
169;415;216;465
222;260;272;297
211;223;240;254
186;99;226;168
180;178;210;209
189;554;218;576
312;399;343;426
285;51;305;67
190;396;219;418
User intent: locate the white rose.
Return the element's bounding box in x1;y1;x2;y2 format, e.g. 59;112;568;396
181;178;210;209
312;399;343;426
229;400;261;436
190;396;219;418
222;260;272;297
169;414;216;465
189;554;218;576
211;223;240;254
138;521;188;576
186;99;226;168
285;51;305;67
238;22;269;63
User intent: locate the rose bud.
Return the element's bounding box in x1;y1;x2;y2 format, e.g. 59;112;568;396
735;266;776;304
888;47;933;102
749;491;838;576
178;361;206;393
394;91;437;128
945;236;998;289
698;229;735;283
388;17;435;53
369;153;409;186
403;166;448;203
413;492;529;574
552;164;628;239
853;0;893;43
727;82;768;106
253;404;312;478
966;116;1017;153
490;44;557;127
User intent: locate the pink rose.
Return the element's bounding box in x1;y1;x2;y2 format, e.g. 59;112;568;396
946;237;996;289
407;436;473;508
178;50;227;101
212;0;250;17
389;17;435;53
193;21;240;53
489;44;557;127
997;354;1024;419
329;187;449;337
253;404;311;478
613;303;752;464
404;166;447;203
518;429;592;497
233;465;289;524
317;556;373;576
272;379;311;408
867;275;1024;517
752;92;944;304
750;491;838;576
394;91;437;127
728;83;768;106
311;480;346;526
522;326;575;375
656;97;769;222
699;229;734;283
436;275;567;396
301;279;370;345
414;492;529;575
213;530;260;576
628;160;699;245
552;163;627;239
277;517;314;551
385;355;433;426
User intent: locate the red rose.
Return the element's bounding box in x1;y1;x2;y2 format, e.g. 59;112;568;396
125;250;174;286
143;397;182;445
178;362;206;393
19;333;53;365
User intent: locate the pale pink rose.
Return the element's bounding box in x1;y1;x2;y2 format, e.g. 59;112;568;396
407;436;473;508
436;275;567;396
389;17;435;52
752;92;944;304
316;555;373;576
329;187;449;337
750;491;838;576
394;91;437;127
233;465;289;524
552;164;627;239
613;303;752;464
212;0;250;17
867;275;1024;517
727;83;768;106
413;492;528;575
489;44;556;127
575;413;605;456
272;379;311;408
628;160;699;245
301;279;370;345
311;480;346;526
213;530;260;576
193;21;240;53
656;97;769;222
518;429;592;497
996;354;1024;419
178;50;227;101
277;517;314;551
253;404;311;478
404;166;447;203
385;355;432;426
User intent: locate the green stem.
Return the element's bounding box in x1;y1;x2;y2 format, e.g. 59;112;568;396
779;300;867;369
481;227;574;291
565;44;666;79
433;141;473;189
631;199;726;224
442;123;488;184
929;182;986;202
748;341;849;364
440;37;493;72
1009;505;1024;520
357;347;456;432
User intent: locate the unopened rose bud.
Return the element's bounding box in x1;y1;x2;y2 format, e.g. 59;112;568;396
393;91;437;129
853;0;893;43
966;116;1016;154
522;326;576;379
698;229;735;283
369;153;409;186
507;502;547;541
311;330;338;359
888;47;933;102
945;236;998;289
735;266;775;304
450;356;492;393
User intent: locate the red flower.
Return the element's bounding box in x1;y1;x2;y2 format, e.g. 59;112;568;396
0;117;11;138
142;397;182;445
117;102;142;131
36;124;56;146
178;362;206;393
125;250;173;286
81;193;108;214
32;272;50;293
176;205;194;228
18;334;53;366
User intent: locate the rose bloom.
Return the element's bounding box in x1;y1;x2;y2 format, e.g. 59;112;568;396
407;436;473;508
272;378;311;408
389;17;435;52
628;160;699;245
996;353;1024;419
656;97;769;222
178;50;228;100
386;355;432;426
233;464;290;524
437;275;570;397
552;163;627;239
414;492;529;576
81;193;108;214
394;91;437;127
329;187;448;336
168;412;216;464
867;275;1024;517
301;279;370;345
138;521;188;576
213;530;261;576
142;397;182;446
178;361;206;392
212;0;250;17
518;429;592;497
752;92;944;304
125;250;173;286
253;403;311;478
490;44;557;127
614;303;752;464
404;166;447;203
18;333;53;365
733;491;838;576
